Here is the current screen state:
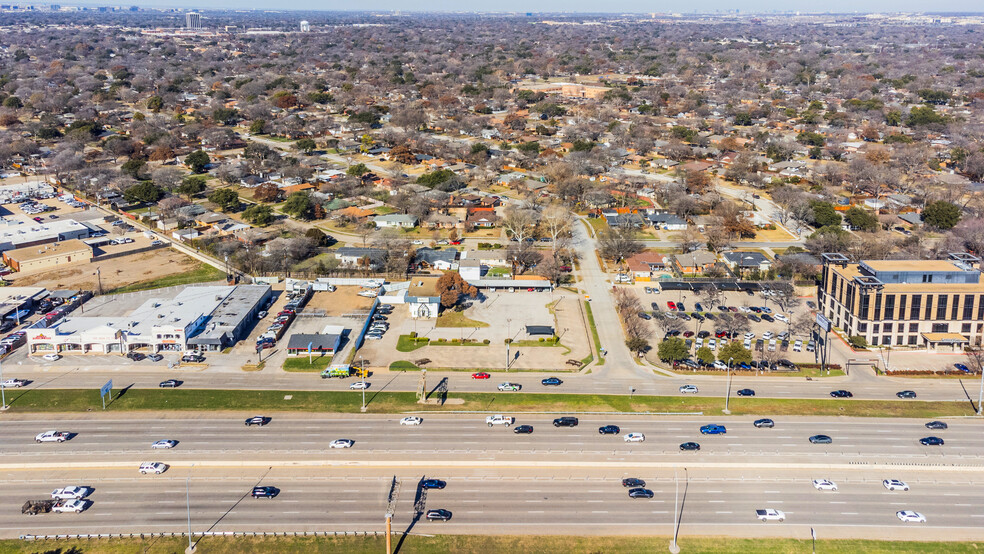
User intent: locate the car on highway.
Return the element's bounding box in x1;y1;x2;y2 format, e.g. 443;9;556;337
896;510;926;523
679;442;701;451
925;421;948;430
599;425;621;435
329;439;354;448
471;372;491;379
736;389;755;397
497;382;521;391
541;377;563;386
35;430;71;443
244;416;270;426
349;381;370;390
426;509;452;521
753;418;775;428
158;379;182;388
679;384;698;394
829;390;853;398
52;499;88;513
896;390;917;399
919;436;944;446
700;424;726;435
51;486;93;500
623;432;645;442
151;439;177;449
622;478;646;488
251;486;279;499
756;508;785;522
2;378;29;387
812;479;838;491
883;479;909;491
139;462;168;474
42;353;61;361
400;416;423;426
421;479;446;490
513;425;534;434
553;417;578;427
628;488;654;499
809;434;833;444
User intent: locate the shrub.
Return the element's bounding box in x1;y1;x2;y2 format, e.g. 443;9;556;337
538;337;545;342
451;338;460;343
848;335;868;349
504;338;512;344
409;331;417;338
437;338;446;343
483;339;490;345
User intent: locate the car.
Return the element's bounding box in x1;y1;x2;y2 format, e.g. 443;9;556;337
628;487;654;499
679;384;698;394
775;314;790;323
52;499;88;513
553;417;578;427
35;430;71;443
748;314;762;322
126;351;145;361
743;332;756;340
883;479;909;491
251;486;280;499
181;353;205;363
624;432;645;442
42;353;61;361
513;425;534;434
919;436;944;446
2;378;29;388
753;418;775;428
955;363;970;373
151;439;177;449
677;303;686;311
350;381;370;390
329;439;354;448
762;331;773;340
426;509;452;521
140;462;168;474
761;314;774;322
829;390;853;398
638;312;652;320
51;486;93;500
148;354;164;362
644;287;653;294
411;239;424;245
667;301;676;310
736;388;755;397
792;340;802;352
158;379;182;388
421;479;446;490
365;333;384;340
694;303;704;312
683;331;694;338
679;442;701;451
896;390;917;399
925;421;948;430
541;377;563;386
807;301;817;309
622;478;646;488
472;372;491;379
756;508;785;522
700;424;727;435
697;331;710;339
812;479;838;491
713;360;728;370
497;382;521;391
809;434;833;444
244;416;270;426
896;510;926;523
400;416;423;426
599;425;621;435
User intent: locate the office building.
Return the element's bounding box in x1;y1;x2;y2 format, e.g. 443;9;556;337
299;20;310;32
186;11;201;30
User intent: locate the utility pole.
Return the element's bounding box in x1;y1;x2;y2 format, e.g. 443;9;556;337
505;318;512;370
670;468;680;554
384;476;400;554
723;357;734;414
185;466;195;553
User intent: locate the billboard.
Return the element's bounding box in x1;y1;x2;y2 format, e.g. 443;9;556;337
816;313;832;333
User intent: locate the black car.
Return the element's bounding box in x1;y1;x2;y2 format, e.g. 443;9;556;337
251;486;279;499
896;390;917;399
809;434;833;444
181;354;205;363
753;418;774;428
920;436;944;446
426;509;452;521
158;379;182;388
553;417;578;427
148;354;164;362
628;488;654;499
541;377;563;386
126;352;145;361
421;479;446;490
680;442;701;451
747;314;762;322
830;390;853;398
676;303;686;312
245;416;271;426
622;478;646;488
513;425;534;434
736;388;755;397
638;312;652;320
925;421;948;430
599;425;621;435
761;314;774;322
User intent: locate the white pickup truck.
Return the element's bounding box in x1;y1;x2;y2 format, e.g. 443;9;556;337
52;499;87;513
51;486;91;500
485;415;514;427
35;430;71;443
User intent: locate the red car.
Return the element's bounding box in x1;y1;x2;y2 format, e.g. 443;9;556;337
715;330;727;338
527;288;534;292
450;240;462;245
683;331;694;338
667;301;676;311
472;372;491;379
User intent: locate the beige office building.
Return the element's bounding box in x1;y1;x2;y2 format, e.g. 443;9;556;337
2;239;92;273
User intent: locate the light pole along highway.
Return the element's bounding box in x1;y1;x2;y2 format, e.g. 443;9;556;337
723;357;734;414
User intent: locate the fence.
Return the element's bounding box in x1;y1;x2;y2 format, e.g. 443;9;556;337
20;530;403;541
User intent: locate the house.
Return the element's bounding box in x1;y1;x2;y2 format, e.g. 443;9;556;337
414;247;458;271
406;276;440;319
674;251;718;275
461;250;509;267
373;214;419;229
723;251;773;273
425;213;461;229
285;329;343;357
281;183;316;196
195;212;228;227
457;258;483;280
899;212;923;227
172;228;200;242
466;210;499;228
334;247;386;268
647;212;688;231
625;251;671;282
603;210;646;229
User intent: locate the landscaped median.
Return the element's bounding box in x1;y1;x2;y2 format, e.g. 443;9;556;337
396;334;491;352
0;388;975;418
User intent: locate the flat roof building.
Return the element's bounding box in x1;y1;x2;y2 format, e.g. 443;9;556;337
0;219;90;252
2;239;92;273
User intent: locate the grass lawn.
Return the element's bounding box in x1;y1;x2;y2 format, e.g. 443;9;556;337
282;356;332;372
396;335;430;352
107;263;227;294
585;217;608;235
667;366;847;378
389;360;420;370
583;301;604;365
435;311;489;328
0;535;980;554
486;266;511;277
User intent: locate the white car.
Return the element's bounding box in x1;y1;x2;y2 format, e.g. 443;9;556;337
51;486;92;500
330;439;354;449
775;314;790;323
411;240;423;245
42;353;61;361
812;479;838;491
896;510;926;523
756;508;785;522
35;430;71;443
623;432;646;443
2;378;28;387
793;340;803;352
400;416;422;426
743;332;755;340
497;382;521;391
708;338;716;349
357;290;378;298
713;360;728;370
52;499;87;513
350;381;370;390
883;479;909;491
762;331;774;340
151;439;177;449
679;384;699;394
139;462;168;474
738;306;752;313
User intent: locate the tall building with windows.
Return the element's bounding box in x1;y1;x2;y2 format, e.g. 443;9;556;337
818;253;984;351
299;20;310;32
185;11;201;30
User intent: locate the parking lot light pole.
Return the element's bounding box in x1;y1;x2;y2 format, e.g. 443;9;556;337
723;357;734;414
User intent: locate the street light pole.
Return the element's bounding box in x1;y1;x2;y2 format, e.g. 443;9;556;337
978;365;983;416
724;357;734;414
506;318;512;370
0;359;8;410
185;468;194;553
